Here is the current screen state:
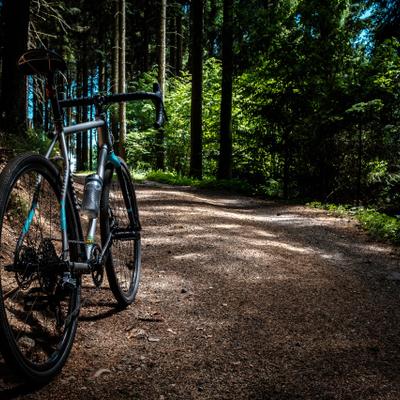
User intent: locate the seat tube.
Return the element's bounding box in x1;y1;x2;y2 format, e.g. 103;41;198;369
85;144;108;260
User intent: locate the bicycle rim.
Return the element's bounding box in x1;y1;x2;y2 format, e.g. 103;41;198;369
101;163;141;305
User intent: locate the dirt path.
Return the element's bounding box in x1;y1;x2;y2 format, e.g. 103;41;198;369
1;183;400;400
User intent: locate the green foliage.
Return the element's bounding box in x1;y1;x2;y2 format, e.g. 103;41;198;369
125;5;400;208
3;0;399;216
145;170;254;195
146;170;201;186
308;201;400;244
125;70;160;170
162;71;192;174
257;179;283;198
357;208;400;244
126;59;224;175
0;128;51;155
307;201;353;216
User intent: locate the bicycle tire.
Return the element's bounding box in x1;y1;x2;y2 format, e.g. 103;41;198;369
0;153;81;383
100;158;141;307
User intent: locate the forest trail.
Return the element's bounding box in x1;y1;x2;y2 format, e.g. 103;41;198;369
1;183;400;399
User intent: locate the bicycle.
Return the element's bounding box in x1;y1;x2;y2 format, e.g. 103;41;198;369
0;49;166;383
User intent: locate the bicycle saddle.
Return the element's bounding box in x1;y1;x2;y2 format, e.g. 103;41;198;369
18;49;67;75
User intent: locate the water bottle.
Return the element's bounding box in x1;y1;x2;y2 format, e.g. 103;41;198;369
81;174;103;218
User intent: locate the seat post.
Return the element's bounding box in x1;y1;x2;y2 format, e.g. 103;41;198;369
46;72;63;132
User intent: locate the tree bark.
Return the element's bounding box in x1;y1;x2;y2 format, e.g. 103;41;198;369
189;0;203;179
357;125;362;205
206;0;218;57
32;79;43;130
175;8;183;75
158;0;167;94
0;0;30;133
282;129;290;200
169;14;177;75
111;0;120;148
217;0;233;180
118;0;127;158
76;63;83;171
81;55;89;170
142;1;150;72
156;0;167;170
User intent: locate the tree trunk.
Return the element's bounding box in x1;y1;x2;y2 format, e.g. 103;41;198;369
169;14;177;76
76;63;83;171
98;59;104;93
218;0;233;180
118;0;127;158
44;99;49;132
142;1;150;72
0;0;30;133
32;80;43;130
111;0;120;148
189;0;203;179
283;129;290;200
156;0;167;170
206;0;218;57
158;0;167;95
81;56;89;170
175;8;183;75
357;125;362;205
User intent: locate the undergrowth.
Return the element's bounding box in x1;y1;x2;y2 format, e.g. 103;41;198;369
308;201;400;245
145;170;255;195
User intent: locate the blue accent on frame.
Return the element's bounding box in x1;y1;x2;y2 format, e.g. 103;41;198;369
108;151;121;168
60;200;67;231
22;203;37;234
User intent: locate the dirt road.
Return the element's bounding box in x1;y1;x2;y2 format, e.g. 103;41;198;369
1;183;400;399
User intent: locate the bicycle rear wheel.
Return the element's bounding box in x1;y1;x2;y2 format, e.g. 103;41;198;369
0;153;80;383
100;159;141;308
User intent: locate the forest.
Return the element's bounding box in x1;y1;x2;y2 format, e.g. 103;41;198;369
2;2;400;397
0;0;400;211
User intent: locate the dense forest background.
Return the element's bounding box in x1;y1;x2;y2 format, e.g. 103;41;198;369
0;0;400;212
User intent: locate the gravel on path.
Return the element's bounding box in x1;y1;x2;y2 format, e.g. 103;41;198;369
1;183;400;400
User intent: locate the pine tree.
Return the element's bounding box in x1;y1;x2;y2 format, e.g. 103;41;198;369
189;0;203;179
217;0;233;179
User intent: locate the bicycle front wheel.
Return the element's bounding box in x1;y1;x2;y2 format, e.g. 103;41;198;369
0;153;80;383
100;158;141;308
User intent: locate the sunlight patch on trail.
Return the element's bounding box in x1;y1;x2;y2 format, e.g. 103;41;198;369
173;252;209;261
251;229;276;238
142;189;251;208
141;272;184;294
210;224;242;230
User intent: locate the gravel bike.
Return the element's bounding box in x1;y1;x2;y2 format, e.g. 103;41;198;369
0;49;166;383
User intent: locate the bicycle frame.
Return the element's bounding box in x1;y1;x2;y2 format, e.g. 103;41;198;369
41;75;109;271
23;72;165;275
